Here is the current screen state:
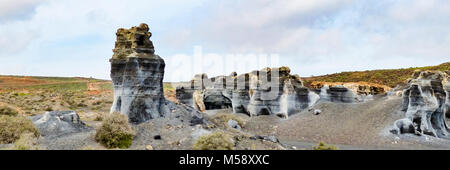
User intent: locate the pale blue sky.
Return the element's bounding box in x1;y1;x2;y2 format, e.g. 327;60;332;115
0;0;449;82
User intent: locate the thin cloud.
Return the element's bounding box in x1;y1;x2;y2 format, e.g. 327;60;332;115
0;0;448;81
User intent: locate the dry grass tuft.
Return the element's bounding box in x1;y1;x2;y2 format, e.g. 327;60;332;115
0;115;40;144
0;105;19;116
12;133;41;150
210;113;246;129
193;131;235;150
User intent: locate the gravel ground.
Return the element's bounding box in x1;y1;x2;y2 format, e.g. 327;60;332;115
244;95;450;150
8;95;450;150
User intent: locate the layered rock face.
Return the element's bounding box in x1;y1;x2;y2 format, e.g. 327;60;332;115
391;71;450;138
110;23;166;123
310;82;390;102
176;67;319;118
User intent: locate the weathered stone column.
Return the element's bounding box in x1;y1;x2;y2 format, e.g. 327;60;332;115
110;23;166;123
392;71;450;138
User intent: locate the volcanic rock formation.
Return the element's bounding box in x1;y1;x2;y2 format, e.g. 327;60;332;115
176;67;320;118
109;23;167;123
310;82;390;102
391;71;450;138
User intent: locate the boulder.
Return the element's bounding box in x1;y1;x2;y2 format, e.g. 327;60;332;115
313;109;321;115
31;111;90;137
250;135;279;143
390;118;416;135
227;119;241;130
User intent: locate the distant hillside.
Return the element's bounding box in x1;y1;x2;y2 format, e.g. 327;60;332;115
303;62;450;88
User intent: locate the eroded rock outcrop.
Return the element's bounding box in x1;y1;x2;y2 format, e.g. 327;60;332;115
110;23;166;123
392;71;450;138
310;81;390;102
109;23;206;124
176;67;319;118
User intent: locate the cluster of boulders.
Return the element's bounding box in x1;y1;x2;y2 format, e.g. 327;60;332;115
391;71;450;138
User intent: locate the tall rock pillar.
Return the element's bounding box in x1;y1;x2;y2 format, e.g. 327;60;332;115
110;23;166;123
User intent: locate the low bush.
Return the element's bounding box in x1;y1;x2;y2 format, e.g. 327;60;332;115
0;115;40;144
313;142;338;150
44;106;53;111
95;112;135;149
210;113;246;128
0;105;19;116
193;131;235;150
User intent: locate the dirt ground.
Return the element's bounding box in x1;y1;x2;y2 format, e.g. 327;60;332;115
243;95;450;150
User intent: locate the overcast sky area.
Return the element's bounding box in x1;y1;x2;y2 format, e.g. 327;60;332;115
0;0;449;82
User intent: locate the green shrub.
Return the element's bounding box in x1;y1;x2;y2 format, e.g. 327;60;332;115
0;115;40;144
313;142;338;150
95;112;135;149
193;131;235;150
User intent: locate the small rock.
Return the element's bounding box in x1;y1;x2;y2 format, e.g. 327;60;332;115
154;135;161;140
227;119;241;130
191;128;211;140
263;136;279;143
190;115;204;126
146;145;153;150
250;135;279;143
313;109;321;115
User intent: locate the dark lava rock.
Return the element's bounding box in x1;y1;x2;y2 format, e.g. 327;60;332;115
250;135;279;143
189;115;205;126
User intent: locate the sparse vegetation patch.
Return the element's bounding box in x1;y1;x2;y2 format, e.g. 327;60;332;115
0;115;40;144
95;112;135;149
193;131;235;150
313;142;338;150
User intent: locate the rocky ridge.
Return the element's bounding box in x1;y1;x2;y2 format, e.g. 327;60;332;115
176;67;320;118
